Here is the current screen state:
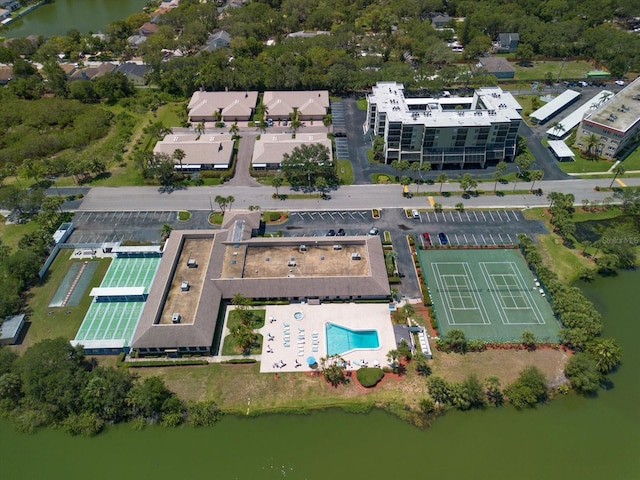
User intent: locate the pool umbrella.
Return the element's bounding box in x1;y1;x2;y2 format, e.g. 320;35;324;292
307;356;317;366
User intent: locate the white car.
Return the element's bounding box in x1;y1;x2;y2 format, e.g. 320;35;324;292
615;80;625;86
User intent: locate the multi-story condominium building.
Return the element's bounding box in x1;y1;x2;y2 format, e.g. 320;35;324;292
365;82;523;168
575;77;640;159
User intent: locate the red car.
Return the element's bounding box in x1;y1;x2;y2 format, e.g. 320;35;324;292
422;232;432;246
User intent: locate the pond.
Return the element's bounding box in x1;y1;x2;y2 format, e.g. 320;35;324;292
0;271;638;479
2;0;148;38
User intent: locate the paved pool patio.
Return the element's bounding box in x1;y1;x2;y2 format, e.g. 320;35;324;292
255;303;396;373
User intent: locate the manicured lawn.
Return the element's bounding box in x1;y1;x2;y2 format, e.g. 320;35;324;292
356;98;368;110
337;159;354;185
14;251;111;353
227;309;266;330
514;60;593;81
0;218;39;250
620;146;640;170
178;211;191;221
221;333;263;356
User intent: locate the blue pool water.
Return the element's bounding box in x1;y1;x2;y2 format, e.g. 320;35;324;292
325;323;380;356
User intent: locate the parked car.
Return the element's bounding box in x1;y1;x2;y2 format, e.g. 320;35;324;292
615;80;625;86
334;132;347;137
368;227;379;236
337;228;346;236
422;232;432;246
326;229;336;236
411;209;420;219
438;232;448;245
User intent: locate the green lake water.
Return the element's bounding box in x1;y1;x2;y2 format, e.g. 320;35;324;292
1;271;638;479
2;0;148;37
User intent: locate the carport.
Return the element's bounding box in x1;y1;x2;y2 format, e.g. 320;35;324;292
548;140;575;162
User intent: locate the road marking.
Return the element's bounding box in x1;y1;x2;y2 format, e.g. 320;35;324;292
458;211;463;221
465;212;471;222
481;211;487;222
473;211;479;222
450;212;455;222
616;178;627;187
472;234;478;245
511;210;519;221
489;211;495;222
464;233;469;244
428;196;435;207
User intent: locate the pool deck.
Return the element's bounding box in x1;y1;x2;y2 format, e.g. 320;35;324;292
253;303;396;373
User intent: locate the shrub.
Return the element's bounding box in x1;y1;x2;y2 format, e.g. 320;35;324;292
356;367;384;387
178;210;191;221
221;358;256;364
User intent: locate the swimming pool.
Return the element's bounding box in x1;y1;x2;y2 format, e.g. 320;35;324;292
325;323;380;356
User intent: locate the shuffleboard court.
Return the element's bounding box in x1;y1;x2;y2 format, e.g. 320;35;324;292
49;261;99;307
417;248;560;343
72;256;161;353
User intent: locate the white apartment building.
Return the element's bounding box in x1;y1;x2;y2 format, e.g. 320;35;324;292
576;77;640;159
365;82;523;168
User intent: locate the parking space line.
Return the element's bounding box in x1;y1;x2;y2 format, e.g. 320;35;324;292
458;211;463;221
473;211;479;222
465;212;471;222
481;211;487;222
481;234;486;244
442;212;447;222
498;233;504;243
490;234;496;245
488;211;495;222
473;234;478;246
496;210;503;221
512;210;519;221
449;212;454;222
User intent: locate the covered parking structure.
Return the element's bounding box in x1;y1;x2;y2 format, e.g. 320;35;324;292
530;89;581;124
548;140;575;162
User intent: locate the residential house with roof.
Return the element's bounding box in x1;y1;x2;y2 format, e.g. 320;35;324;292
68;62;116;81
431;14;452;29
262;90;329;121
202;30;231;51
0;8;10;21
116;62;150;85
252;133;333;170
130;211;390;355
139;22;159;36
478;57;515;79
0;64;12;85
0;0;20;11
497;33;519;52
576;77;640;159
187;90;259;122
153;133;234;171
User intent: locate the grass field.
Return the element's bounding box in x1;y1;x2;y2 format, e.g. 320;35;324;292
513;60;593;81
0;219;39;250
15;251;111;352
419;248;560;342
337;159;354;185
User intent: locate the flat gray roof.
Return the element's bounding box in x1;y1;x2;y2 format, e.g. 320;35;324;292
530;89;581;123
582;77;640;133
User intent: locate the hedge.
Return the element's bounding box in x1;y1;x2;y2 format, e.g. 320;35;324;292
122;359;209;368
221;358;257;364
356;367;385;387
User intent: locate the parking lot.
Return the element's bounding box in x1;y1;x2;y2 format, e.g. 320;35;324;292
68;210;213;244
331;100;346;132
267;207;548;300
419;209;523;224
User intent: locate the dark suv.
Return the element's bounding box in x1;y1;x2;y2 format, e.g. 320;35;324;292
438;232;448;245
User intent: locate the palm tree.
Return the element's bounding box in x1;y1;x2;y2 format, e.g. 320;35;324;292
436;172;448;193
549;121;565;138
609;164;626;188
582;133;600;159
587;337;622;374
530;170;543;190
322;113;332;132
290;108;301;138
271;174;283;196
493;161;507;192
195;121;205;138
172;148;186;177
229;122;239;139
226;195;235;211
160;223;173;240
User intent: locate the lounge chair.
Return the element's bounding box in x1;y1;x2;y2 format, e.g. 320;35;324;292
283;323;290;327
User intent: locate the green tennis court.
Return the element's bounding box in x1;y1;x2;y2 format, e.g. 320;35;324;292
418;248;560;343
72;256;161;352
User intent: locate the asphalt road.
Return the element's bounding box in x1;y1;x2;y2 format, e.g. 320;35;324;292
75;177;640;212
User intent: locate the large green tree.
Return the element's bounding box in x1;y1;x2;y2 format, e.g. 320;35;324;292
280;143;336;188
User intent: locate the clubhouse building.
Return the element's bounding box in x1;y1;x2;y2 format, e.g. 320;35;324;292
365;81;522;168
130;211;390;356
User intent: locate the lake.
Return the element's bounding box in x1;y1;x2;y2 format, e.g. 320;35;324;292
1;271;638;479
1;0;148;38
